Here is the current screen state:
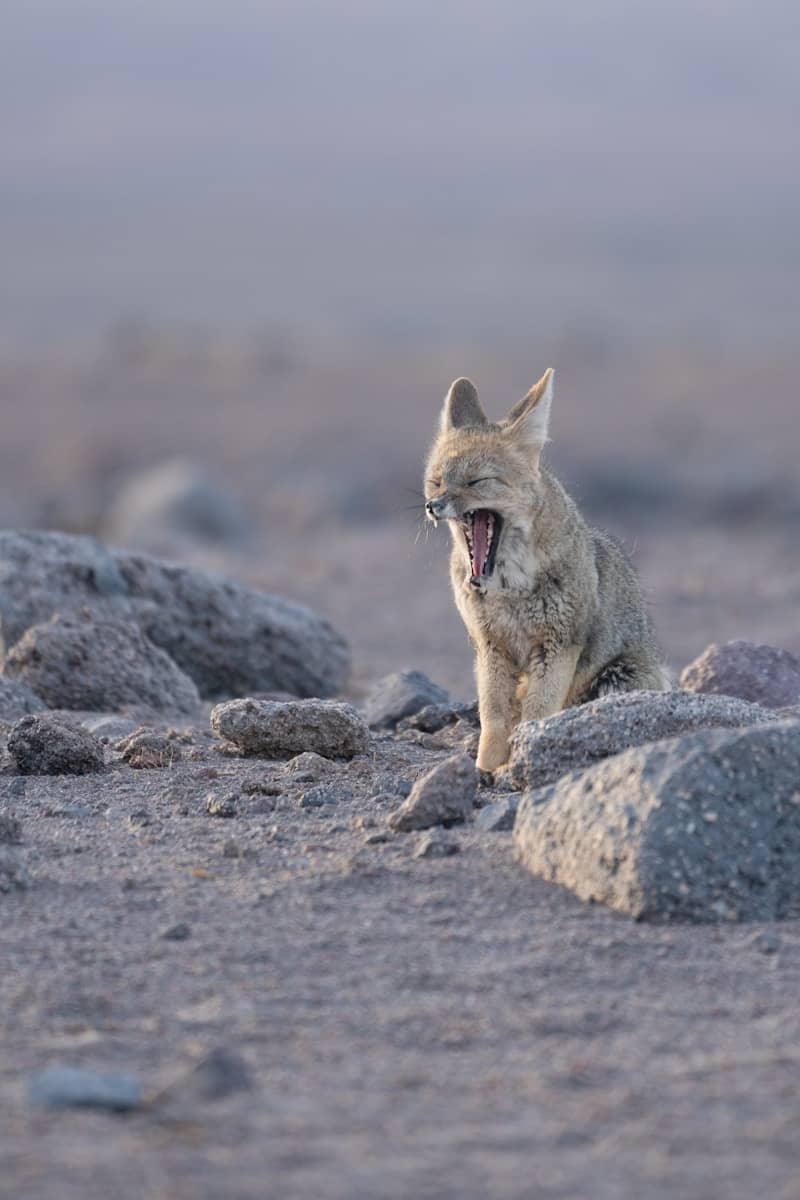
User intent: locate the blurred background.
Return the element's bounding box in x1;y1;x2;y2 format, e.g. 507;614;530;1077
1;0;798;695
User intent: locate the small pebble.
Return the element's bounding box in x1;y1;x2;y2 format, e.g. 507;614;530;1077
206;793;238;818
162;922;192;941
28;1067;142;1112
413;832;460;859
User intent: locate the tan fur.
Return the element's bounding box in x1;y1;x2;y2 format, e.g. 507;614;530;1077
425;369;670;772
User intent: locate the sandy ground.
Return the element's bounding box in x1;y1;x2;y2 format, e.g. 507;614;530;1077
2;726;800;1200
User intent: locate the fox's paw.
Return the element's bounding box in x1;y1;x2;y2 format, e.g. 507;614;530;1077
476;729;509;774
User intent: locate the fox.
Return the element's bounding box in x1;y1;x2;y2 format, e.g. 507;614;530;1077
424;368;670;773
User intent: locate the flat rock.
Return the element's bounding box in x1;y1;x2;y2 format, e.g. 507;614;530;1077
0;531;349;700
0;678;46;722
514;721;800;922
680;640;800;709
5;611;200;715
28;1067;142;1112
507;689;777;792
363;670;449;729
389;753;477;832
211;698;368;760
7;714;106;776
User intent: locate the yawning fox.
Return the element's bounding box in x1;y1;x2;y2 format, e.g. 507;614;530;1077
424;369;669;773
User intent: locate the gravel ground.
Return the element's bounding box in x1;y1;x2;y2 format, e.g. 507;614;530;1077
2;724;800;1199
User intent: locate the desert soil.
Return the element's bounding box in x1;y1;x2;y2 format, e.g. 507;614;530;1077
2;719;800;1200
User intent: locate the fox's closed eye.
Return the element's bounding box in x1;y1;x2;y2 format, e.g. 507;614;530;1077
468;476;497;487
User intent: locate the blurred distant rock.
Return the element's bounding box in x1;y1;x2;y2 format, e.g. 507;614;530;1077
0;531;350;700
363;670;450;729
103;459;255;555
0;679;46;723
680;640;800;709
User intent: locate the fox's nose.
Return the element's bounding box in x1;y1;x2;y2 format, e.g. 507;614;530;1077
426;498;445;519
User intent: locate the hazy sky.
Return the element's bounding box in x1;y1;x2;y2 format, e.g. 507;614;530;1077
2;1;798;343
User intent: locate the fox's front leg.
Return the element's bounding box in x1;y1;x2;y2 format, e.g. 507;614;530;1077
520;644;581;724
475;647;519;772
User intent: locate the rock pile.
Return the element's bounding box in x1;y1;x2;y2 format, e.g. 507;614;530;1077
0;531;349;703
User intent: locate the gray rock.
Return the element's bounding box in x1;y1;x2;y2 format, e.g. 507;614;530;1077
28;1067;142;1112
118;729;182;769
370;773;412;798
413;831;460;858
0;845;30;892
475;795;518;832
507;689;778;792
389;754;477;832
0;678;46;722
363;670;449;729
153;1048;252;1114
0;531;349;700
680;640;800;709
514;722;800;923
285;751;338;779
162;922;192;941
83;715;139;741
8;714;106;776
397;700;479;734
5;612;200;715
748;930;780;955
211;698;368;760
299;784;353;808
104;458;254;554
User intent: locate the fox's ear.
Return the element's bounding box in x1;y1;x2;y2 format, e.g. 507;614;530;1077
440;378;487;432
502;368;554;446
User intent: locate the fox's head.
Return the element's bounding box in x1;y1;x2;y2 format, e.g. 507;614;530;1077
424;368;554;589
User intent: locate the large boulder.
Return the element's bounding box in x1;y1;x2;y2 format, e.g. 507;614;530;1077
514;722;800;922
4;612;200;715
103;458;255;555
506;689;778;792
0;531;349;699
211;698;369;760
680;640;800;709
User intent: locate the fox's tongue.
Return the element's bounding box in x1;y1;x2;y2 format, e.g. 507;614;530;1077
471;511;490;577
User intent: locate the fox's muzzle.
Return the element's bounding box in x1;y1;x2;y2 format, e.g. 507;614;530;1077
425;498;447;521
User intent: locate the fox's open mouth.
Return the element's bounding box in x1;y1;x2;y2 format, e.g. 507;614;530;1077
463;510;503;582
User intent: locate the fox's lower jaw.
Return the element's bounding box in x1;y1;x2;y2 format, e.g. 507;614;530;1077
461;509;503;583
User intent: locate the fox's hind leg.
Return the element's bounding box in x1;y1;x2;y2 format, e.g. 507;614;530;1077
581;655;672;702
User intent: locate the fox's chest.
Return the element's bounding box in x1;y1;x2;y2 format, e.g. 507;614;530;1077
454;579;545;662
